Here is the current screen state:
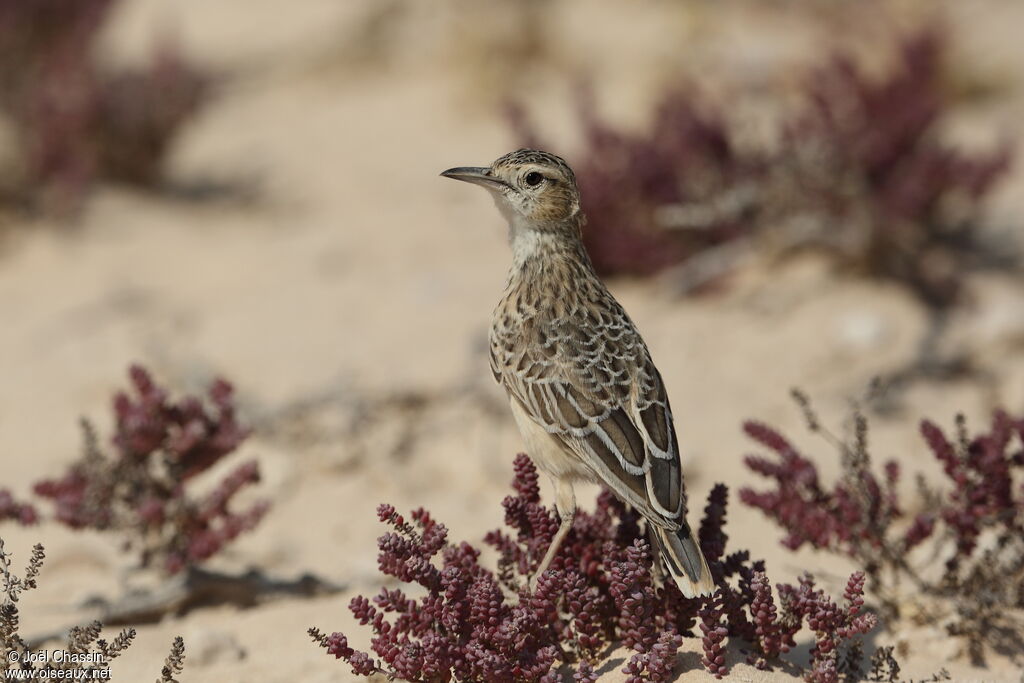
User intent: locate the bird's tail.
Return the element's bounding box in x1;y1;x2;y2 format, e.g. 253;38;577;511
651;523;715;598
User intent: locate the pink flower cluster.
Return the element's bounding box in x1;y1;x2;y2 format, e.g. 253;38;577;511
739;420;900;554
34;364;268;574
0;488;37;525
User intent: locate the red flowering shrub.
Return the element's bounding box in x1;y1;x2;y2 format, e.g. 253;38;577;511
311;454;876;681
0;490;37;526
0;0;207;215
33;365;268;575
508;28;1013;307
742;393;1024;663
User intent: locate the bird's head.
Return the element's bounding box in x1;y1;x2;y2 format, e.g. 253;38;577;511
441;149;582;232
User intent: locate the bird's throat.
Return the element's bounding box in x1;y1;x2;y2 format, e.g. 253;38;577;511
506;220;593;294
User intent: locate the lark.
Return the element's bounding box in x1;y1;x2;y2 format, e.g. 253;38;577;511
442;149;714;598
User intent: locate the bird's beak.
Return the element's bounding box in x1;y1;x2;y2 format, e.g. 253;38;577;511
440;166;508;191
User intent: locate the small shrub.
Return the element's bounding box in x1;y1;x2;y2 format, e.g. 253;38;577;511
311;454;877;681
0;491;36;526
33;364;268;575
508;27;1013;307
1;538;186;680
783;28;1012;308
741;391;1024;664
0;0;207;216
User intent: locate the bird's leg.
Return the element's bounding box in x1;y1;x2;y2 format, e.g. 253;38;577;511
530;479;576;592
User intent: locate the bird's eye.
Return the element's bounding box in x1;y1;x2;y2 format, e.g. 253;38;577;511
524;171;544;187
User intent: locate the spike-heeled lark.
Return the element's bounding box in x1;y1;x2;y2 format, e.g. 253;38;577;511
441;149;714;598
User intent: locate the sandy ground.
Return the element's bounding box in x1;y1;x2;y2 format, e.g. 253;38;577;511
2;1;1024;681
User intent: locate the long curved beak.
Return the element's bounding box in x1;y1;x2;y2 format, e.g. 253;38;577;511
440;166;508;190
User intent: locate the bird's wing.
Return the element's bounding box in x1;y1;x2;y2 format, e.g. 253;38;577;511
494;309;685;527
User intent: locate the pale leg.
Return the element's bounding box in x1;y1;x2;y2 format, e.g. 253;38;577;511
530;478;576;591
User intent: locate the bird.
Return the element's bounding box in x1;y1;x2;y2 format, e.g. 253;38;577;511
441;149;714;598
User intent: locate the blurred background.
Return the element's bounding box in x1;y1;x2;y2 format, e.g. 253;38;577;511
1;0;1022;680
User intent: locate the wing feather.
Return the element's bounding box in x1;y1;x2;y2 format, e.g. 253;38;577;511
493;307;686;527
